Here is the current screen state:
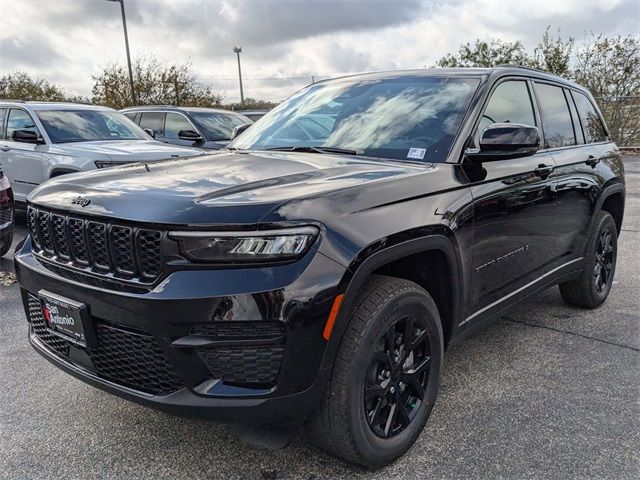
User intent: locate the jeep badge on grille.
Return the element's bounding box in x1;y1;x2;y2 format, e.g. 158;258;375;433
71;196;91;207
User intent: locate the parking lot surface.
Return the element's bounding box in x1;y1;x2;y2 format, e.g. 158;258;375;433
1;157;638;479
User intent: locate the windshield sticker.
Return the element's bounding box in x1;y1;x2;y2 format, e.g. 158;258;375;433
407;148;426;160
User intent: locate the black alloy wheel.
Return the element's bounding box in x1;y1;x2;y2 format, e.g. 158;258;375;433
364;315;431;438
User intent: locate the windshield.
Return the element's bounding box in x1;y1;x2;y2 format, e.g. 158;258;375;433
191;112;252;141
229;75;479;163
35;109;149;143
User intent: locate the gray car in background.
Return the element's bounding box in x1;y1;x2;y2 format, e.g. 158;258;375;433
121;106;252;150
0;101;202;206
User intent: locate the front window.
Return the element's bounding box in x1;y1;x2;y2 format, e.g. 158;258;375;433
190;112;251;141
229;76;480;163
35;109;149;143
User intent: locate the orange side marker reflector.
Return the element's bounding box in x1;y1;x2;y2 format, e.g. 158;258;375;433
322;294;345;341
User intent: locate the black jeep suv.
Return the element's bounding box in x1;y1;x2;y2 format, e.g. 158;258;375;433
16;67;625;468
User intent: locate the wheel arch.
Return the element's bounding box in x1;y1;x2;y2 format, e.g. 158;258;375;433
588;182;625;246
320;233;463;371
49;167;81;178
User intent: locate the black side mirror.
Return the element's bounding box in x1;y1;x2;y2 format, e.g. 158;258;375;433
178;129;204;142
466;123;540;162
230;123;251;141
143;128;156;138
12;129;45;145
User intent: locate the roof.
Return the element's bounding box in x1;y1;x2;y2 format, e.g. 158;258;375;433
121;105;244;115
0;101;114;111
311;66;584;91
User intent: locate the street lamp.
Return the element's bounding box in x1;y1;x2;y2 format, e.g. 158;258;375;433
233;46;244;105
106;0;136;105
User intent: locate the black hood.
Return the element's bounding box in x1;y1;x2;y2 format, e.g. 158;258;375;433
28;151;427;226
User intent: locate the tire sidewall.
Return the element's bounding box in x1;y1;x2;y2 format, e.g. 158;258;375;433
346;289;443;467
586;213;618;304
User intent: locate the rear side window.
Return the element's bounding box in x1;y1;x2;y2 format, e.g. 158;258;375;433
534;83;575;148
479;80;536;134
164;113;196;140
6;109;39;140
572;91;607;143
123;112;138;122
139;112;165;137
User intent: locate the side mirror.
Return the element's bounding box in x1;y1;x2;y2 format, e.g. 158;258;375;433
178;129;204;142
143;128;156;138
466;123;540;162
12;129;45;145
230;123;251;141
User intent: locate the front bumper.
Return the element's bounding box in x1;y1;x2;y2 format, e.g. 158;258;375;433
16;238;345;424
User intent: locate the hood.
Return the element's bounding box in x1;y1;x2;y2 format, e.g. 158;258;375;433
28;151;428;226
47;140;202;161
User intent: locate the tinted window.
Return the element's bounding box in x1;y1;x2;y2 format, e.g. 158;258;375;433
139;112;165;137
164;113;196;140
566;90;585;144
230;76;480;163
35;110;148;143
572;91;607;143
479;81;536;134
534;83;575;148
7;109;40;140
191;112;251;141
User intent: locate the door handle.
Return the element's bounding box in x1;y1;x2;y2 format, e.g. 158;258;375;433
534;164;554;179
586;155;600;167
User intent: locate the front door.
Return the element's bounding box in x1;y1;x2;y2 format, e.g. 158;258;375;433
0;108;45;203
463;79;561;321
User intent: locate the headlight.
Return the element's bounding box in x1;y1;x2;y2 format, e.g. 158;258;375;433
94;160;135;169
169;226;318;263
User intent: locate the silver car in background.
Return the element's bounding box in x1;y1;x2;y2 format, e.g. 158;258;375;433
0;101;202;206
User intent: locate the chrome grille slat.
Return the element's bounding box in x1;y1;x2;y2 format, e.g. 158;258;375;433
27;206;163;284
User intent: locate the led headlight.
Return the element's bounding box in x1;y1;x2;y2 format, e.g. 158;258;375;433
169;226;318;263
94;160;135;169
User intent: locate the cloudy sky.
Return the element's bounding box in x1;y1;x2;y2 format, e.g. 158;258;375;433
0;0;638;103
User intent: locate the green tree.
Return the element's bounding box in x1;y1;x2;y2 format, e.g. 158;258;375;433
573;34;640;146
526;27;574;77
436;39;529;68
92;56;223;109
225;97;279;111
0;71;69;101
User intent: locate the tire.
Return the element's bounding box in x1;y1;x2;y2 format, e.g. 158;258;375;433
0;228;13;257
307;275;444;468
559;211;618;309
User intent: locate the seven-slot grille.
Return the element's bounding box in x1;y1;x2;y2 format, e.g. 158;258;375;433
28;205;163;283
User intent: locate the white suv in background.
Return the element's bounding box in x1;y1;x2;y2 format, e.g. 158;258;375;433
0;101;203;206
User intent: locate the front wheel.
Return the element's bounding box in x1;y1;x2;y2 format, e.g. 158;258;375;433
307;275;443;468
559;211;618;309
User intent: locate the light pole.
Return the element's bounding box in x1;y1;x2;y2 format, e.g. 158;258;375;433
233;46;244;105
106;0;136;105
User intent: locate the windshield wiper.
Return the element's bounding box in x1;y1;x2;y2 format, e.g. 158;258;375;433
265;146;359;155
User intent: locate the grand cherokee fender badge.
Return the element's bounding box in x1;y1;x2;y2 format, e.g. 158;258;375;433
71;196;91;207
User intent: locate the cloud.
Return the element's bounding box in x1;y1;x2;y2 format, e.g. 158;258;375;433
0;0;637;102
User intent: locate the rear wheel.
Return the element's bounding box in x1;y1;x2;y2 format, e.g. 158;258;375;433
559;211;617;308
307;275;443;468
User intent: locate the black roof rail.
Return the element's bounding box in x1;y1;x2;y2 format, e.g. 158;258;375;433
495;64;549;74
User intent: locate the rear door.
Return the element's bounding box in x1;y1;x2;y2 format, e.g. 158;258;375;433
465;78;559;320
532;82;601;260
0;108;45;203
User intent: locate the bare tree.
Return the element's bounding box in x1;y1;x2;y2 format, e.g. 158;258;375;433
92;56;223;109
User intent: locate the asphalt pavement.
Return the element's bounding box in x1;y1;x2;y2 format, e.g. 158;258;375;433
1;157;638;479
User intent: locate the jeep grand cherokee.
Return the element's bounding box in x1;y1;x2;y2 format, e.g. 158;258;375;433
15;67;625;468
